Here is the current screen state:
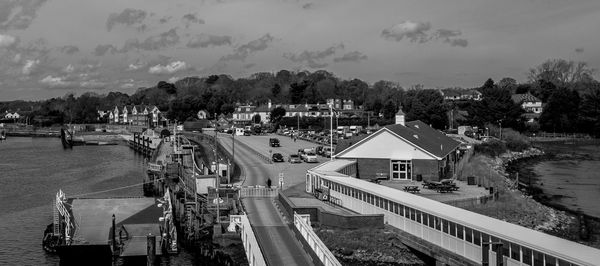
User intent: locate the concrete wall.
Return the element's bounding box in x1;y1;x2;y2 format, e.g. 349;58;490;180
412;159;440;182
278;192;384;229
355;158;389;180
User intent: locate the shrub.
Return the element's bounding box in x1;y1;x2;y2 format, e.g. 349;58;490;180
502;128;531;152
475;140;506;157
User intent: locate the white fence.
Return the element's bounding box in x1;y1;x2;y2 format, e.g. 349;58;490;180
230;214;267;266
293;212;341;266
239;186;279;198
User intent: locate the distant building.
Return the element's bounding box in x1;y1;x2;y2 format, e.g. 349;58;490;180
512;93;543;123
4;111;20;120
197;110;208;120
440;88;482;101
333;110;461;182
105;105;162;127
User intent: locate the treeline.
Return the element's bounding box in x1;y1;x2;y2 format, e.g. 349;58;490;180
1;59;599;137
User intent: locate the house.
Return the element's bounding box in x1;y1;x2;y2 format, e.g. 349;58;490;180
332;108;461;182
440;88;482;101
512;93;543;123
4;111;20;120
105;105;162;127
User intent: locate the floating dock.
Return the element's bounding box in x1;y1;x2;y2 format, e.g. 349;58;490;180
45;190;175;265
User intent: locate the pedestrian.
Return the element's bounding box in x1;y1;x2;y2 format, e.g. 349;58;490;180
294;136;297;142
267;178;272;187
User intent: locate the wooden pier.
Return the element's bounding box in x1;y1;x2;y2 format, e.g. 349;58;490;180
128;132;158;157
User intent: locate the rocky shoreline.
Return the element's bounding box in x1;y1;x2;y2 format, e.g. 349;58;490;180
485;146;600;248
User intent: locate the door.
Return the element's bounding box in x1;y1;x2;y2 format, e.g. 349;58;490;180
391;160;412;180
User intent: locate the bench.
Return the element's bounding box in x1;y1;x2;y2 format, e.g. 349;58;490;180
422;181;442;189
403;185;420;193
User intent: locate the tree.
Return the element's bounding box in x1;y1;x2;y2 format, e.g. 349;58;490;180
289;82;308;104
481;78;495;90
466;86;524;129
580;83;600;137
528;59;595;86
498;77;517;92
252;114;262;124
157;81;177;94
539;87;580;133
402;89;448;129
271;83;281;98
270;107;286;123
382;100;397;119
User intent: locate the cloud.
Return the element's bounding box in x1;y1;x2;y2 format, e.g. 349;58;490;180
106;8;147;31
0;34;18;48
22;59;40;75
39;75;71;88
447;38;468;47
333;51;367;63
575;48;584;53
64;64;75;73
283;43;344;68
302;3;314;9
60;45;79;54
127;61;146;71
0;0;48;30
159;16;171;24
121;28;180;51
382;21;468;47
244;63;255;69
93;44;118;56
148;61;187;74
381;20;431;43
182;13;205;28
187;34;232;48
220;34;274;61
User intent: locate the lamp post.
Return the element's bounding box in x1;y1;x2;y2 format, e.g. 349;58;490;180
329;105;333;161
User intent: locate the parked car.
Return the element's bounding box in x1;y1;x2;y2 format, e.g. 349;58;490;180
288;154;302;163
303;152;318;163
272;153;284;162
243;130;251;136
269;138;280;147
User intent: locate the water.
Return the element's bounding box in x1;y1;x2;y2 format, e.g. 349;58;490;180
0;137;199;265
531;143;600;218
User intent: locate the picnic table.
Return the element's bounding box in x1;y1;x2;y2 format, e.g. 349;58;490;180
435;185;454;193
403;185;420;193
422;181;442;189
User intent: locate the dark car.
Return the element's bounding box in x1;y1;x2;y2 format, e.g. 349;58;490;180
243;130;251;136
272;153;284;162
269;138;280;147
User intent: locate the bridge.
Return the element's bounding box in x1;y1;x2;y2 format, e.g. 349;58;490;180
307;159;600;266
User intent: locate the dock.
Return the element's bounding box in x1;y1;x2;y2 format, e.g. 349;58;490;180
46;190;172;265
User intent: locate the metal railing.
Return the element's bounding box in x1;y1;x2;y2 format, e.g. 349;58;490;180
293;212;341;266
239;186;280;198
230;214;267;266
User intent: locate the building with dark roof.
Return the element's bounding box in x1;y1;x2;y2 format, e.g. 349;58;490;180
334;109;461;182
511;93;543;123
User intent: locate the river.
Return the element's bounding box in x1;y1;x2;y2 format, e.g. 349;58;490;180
0;137;200;265
525;142;600;219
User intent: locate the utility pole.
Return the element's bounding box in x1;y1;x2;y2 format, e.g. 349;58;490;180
329;105;333;161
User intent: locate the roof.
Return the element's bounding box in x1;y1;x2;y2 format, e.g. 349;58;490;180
307;171;600;265
441;88;481;97
254;104;271;112
334;134;369;154
385;121;460;158
512;93;541;104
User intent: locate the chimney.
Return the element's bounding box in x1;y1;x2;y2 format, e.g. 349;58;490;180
395;106;405;126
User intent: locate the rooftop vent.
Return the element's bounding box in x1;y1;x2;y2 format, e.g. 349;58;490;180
413;134;419;139
414;124;419;129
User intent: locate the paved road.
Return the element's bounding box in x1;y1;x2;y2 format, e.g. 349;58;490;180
217;134;314;266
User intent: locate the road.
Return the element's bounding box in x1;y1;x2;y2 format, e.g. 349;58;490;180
217;133;314;266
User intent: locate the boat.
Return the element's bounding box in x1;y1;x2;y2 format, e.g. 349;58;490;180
60;127;74;149
0;130;6;142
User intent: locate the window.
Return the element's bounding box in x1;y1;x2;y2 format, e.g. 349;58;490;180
375;196;380;208
522;247;532;265
456;224;463;240
443;219;449;233
510;242;520;261
501;240;510;257
533;251;544;266
465;227;472;243
383;199;388;210
428;214;435;228
435;217;441;230
544;255;556;266
422;212;428;225
449;222;456;237
404;207;410;218
416;210;421;223
410;208;416;221
393;203;398;214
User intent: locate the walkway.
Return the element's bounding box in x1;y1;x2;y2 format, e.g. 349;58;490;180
217;134;314;266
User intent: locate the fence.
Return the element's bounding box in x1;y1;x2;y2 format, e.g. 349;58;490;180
229;214;267;266
293;212;342;266
239;186;279;198
442;193;497;209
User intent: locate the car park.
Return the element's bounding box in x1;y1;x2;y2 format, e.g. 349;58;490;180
272;153;284;162
288;154;302;163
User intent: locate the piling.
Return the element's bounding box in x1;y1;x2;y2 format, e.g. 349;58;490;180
147;234;156;266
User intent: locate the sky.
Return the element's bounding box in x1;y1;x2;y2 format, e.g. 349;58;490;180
1;0;600;100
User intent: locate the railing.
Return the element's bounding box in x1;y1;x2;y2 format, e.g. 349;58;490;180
230;214;267;266
239;186;280;198
293;212;341;266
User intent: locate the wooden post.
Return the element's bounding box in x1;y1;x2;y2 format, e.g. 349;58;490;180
112;214;117;254
147;233;156;266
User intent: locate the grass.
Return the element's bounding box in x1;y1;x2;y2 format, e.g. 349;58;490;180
315;227;426;265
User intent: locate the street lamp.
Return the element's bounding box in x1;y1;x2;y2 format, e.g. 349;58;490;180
328;104;334;161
